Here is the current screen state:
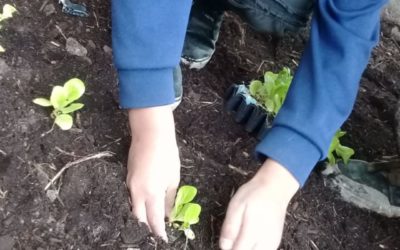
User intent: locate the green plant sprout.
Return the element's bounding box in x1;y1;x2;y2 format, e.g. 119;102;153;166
33;78;85;130
169;185;201;241
0;4;17;53
249;67;293;115
0;4;17;23
327;130;355;166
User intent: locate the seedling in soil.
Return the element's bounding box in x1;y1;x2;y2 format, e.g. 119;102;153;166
327;130;355;166
249;67;293;115
0;4;17;53
0;4;17;23
169;185;201;241
33;78;85;130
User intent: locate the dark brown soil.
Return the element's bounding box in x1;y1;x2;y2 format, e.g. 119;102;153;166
0;1;399;249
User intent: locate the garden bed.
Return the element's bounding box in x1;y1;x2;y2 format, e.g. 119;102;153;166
0;1;399;249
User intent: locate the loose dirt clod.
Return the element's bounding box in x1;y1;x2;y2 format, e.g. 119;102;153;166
43;4;56;16
0;58;11;75
66;37;87;57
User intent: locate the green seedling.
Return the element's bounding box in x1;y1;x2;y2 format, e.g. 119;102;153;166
169;185;201;241
0;4;17;23
33;78;85;130
249;67;293;115
327;130;355;166
0;4;17;53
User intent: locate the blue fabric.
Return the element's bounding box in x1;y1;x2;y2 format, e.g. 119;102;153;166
112;0;387;185
112;0;191;108
256;0;387;185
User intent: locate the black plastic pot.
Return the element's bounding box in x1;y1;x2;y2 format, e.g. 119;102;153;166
224;84;273;140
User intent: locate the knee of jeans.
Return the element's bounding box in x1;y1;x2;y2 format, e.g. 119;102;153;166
242;10;306;36
228;0;313;36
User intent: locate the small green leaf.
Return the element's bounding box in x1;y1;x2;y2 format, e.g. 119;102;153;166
33;98;52;107
55;114;73;130
273;94;282;114
60;103;84;114
264;71;277;85
50;86;68;109
276;67;292;85
336;130;346;138
64;78;85;104
336;145;355;165
174;186;197;208
327;151;336;166
264;99;274;114
249;80;263;97
170;186;198;220
329;137;339;152
184;228;195;240
0;4;17;21
183;203;201;225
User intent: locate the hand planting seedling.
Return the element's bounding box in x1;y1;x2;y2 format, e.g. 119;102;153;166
249;67;293;115
33;78;85;130
327;130;355;166
169;185;201;241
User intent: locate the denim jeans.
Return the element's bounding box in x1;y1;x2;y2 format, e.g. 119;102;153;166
221;0;314;35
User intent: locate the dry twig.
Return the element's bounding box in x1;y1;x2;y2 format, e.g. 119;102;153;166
228;164;249;176
0;149;6;156
44;151;114;190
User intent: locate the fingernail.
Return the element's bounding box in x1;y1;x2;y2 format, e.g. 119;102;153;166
220;238;233;250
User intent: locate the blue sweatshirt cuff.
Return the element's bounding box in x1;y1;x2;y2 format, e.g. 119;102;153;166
118;69;174;109
255;126;321;186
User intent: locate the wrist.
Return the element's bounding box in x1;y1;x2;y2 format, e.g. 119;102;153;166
254;159;300;203
128;106;176;141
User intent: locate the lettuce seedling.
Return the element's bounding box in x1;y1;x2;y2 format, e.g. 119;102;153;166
327;130;355;166
0;4;17;53
33;78;85;130
169;185;201;240
0;4;17;23
249;67;293;115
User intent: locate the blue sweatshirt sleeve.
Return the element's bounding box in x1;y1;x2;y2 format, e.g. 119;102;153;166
112;1;192;108
255;0;387;186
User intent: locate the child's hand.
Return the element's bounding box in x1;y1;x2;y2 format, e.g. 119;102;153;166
126;107;180;241
219;159;300;250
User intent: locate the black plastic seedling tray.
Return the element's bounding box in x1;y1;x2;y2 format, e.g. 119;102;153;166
224;84;273;140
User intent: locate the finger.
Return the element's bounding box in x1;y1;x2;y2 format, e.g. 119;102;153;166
232;208;257;250
146;196;168;241
165;184;178;218
252;242;276;250
131;195;148;225
219;199;246;250
165;178;180;217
